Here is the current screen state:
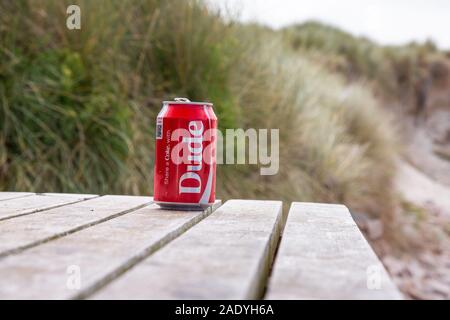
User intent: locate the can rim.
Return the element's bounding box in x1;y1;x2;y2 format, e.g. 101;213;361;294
163;97;213;106
163;100;213;106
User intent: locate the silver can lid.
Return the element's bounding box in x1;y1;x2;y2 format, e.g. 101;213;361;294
163;97;213;106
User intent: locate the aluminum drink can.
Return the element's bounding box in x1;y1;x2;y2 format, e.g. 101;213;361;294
153;98;217;210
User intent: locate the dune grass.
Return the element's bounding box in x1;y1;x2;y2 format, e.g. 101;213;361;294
1;0;400;227
282;21;449;108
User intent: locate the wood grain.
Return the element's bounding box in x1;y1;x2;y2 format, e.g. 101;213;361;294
0;192;402;300
42;193;97;198
0;192;34;201
0;194;97;221
266;202;403;299
93;200;283;300
0;195;153;257
0;200;219;299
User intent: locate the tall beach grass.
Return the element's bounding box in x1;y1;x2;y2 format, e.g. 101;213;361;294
1;0;400;233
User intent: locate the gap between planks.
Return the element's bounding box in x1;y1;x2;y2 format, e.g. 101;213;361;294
0;199;221;299
0;196;154;259
265;202;403;299
259;218;287;298
0;193;35;202
0;193;100;222
91;200;283;300
72;201;222;300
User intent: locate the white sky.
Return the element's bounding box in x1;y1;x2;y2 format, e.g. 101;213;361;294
207;0;450;49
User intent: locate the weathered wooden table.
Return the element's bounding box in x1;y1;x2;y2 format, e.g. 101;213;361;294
0;192;402;299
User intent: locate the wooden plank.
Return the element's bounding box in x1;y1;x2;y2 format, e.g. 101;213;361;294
0;201;220;299
0;192;34;201
93;200;283;300
266;202;403;300
0;195;153;257
0;193;97;221
42;193;97;198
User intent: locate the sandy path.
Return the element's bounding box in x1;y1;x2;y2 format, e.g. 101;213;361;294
396;161;450;216
385;160;450;299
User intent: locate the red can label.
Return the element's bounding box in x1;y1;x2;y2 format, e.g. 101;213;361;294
153;99;217;208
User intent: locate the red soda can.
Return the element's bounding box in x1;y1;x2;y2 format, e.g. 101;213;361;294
153;98;217;210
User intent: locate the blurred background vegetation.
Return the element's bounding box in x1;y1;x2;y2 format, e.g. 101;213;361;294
1;0;450;298
0;0;396;205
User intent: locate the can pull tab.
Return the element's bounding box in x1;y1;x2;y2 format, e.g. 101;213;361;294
174;97;191;102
